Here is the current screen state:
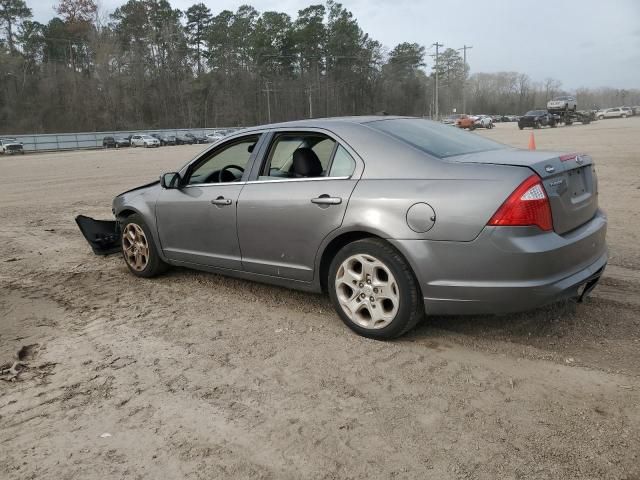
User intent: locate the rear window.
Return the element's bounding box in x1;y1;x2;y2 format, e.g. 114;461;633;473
365;118;505;159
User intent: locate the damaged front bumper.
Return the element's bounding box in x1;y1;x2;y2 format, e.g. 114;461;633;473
75;215;121;255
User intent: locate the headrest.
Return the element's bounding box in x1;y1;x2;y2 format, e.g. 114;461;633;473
292;148;322;177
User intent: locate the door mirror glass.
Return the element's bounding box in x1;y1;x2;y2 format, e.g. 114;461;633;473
161;172;181;189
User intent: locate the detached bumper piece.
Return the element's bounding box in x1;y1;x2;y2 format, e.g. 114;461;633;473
577;266;605;303
75;215;121;255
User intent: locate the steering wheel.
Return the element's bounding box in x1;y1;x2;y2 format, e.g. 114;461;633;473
217;164;245;183
218;164;244;183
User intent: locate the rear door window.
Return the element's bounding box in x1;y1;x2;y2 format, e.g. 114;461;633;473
259;133;337;180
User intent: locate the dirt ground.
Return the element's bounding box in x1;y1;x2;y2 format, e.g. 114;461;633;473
1;118;639;479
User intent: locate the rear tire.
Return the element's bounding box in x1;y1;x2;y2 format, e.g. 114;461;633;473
328;238;424;340
120;214;168;278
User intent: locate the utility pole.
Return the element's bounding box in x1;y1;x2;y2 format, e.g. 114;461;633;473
307;86;313;118
262;81;272;123
433;42;443;120
457;45;473;114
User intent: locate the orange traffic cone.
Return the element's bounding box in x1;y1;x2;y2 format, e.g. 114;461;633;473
528;131;536;150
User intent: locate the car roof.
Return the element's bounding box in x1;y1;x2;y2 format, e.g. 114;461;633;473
238;115;409;133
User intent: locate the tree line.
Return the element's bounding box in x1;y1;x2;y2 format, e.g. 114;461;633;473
1;0;638;134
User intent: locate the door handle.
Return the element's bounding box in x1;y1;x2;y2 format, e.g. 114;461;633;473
211;196;232;206
311;195;342;205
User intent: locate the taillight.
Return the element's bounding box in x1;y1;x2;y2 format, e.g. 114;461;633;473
488;175;553;231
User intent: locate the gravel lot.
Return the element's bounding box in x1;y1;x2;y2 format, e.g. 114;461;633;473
1;118;639;479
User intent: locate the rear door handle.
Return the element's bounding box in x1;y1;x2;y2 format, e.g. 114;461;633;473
211;196;232;206
311;195;342;205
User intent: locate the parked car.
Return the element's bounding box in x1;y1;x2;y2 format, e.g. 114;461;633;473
547;95;577;113
103;136;130;148
0;137;24;154
442;114;463;125
77;117;607;340
206;131;227;142
151;133;176;146
130;134;160;148
474;115;494;129
632;106;640;115
596;107;628;120
175;133;195;145
455;114;477;130
518;110;557;129
184;132;209;144
621;107;634;117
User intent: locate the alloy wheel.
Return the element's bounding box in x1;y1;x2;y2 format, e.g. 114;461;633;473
122;223;150;272
335;254;400;329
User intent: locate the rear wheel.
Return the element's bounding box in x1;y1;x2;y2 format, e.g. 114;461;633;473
121;214;167;278
328;238;423;339
598;115;604;120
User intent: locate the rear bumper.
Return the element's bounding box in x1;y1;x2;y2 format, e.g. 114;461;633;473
390;210;607;315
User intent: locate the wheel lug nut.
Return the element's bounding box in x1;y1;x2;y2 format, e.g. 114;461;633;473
373;288;378;293
359;283;364;288
366;280;371;285
360;293;366;299
370;296;375;302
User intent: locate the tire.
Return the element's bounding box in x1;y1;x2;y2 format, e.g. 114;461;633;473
622;114;627;118
116;143;120;149
534;121;541;129
120;214;167;278
598;115;604;120
519;125;523;130
328;238;424;340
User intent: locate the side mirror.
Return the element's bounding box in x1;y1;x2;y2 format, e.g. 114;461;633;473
160;172;181;189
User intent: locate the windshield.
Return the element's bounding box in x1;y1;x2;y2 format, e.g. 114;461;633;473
141;135;154;140
365;118;506;159
525;110;546;116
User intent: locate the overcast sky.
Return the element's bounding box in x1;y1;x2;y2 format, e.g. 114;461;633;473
29;0;640;90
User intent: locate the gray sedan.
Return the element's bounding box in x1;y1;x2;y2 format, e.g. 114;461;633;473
79;117;607;339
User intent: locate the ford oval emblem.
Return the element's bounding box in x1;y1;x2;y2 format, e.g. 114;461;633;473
545;165;555;173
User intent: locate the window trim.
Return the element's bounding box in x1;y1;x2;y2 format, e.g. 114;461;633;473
181;132;264;187
249;129;360;183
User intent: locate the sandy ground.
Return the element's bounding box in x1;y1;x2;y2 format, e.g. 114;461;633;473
1;118;639;479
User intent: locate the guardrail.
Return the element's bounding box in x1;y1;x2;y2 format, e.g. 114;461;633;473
1;127;242;153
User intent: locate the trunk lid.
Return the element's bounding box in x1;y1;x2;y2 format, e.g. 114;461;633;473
450;149;599;234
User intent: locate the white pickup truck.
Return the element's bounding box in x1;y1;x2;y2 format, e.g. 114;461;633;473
547;95;577;112
0;138;25;154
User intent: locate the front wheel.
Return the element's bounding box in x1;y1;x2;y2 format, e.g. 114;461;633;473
621;114;627;118
328;238;424;339
121;214;167;278
598;115;604;120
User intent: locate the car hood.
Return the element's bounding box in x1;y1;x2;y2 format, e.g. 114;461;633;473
116;179;160;197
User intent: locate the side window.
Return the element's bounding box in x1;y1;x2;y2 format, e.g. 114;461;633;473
188;135;259;185
329;145;356;177
260;133;336;180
